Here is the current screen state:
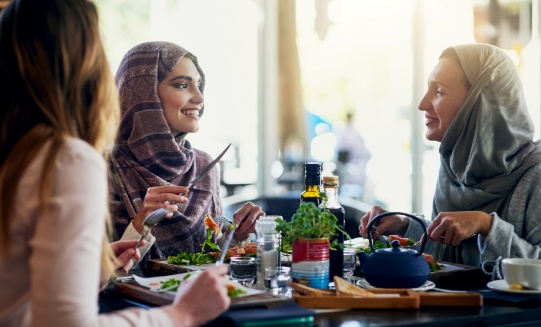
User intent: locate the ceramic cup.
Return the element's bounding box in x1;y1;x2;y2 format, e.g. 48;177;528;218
501;258;541;290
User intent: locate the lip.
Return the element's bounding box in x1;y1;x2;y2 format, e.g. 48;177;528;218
424;115;438;125
181;107;201;112
180;108;201;119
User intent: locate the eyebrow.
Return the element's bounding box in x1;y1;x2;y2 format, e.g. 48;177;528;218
428;80;449;89
170;75;193;82
169;75;201;83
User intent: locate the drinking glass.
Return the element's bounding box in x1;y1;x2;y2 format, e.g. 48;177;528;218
264;266;291;297
343;248;356;283
229;256;256;287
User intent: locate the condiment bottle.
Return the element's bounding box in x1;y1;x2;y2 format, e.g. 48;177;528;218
300;162;322;206
255;217;281;290
320;175;345;285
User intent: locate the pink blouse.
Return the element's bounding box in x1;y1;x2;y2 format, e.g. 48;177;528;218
0;138;173;326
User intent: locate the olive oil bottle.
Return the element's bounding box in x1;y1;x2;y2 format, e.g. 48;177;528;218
300;162;322;206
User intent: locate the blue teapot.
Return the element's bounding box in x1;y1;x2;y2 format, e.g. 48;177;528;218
361;212;430;288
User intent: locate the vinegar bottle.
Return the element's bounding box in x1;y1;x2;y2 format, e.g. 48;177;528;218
300;162;322;206
320;175;345;285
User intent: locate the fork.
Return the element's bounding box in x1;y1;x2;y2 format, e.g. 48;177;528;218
134;208;171;249
403;239;423;248
216;223;236;266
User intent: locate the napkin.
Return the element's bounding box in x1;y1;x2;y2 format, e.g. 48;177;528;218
478;290;541;305
203;303;316;327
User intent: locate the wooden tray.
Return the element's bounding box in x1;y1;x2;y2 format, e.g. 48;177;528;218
147;253;292;275
294;289;420;309
145;258;207;274
294;289;482;309
113;281;294;309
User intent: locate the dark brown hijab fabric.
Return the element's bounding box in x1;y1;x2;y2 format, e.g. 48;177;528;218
109;41;222;257
433;44;541;265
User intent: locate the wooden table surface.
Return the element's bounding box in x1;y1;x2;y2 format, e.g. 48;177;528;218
100;261;541;327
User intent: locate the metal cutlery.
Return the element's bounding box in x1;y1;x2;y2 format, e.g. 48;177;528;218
186;143;231;191
216;223;236;266
151;284;179;293
134;208;171;249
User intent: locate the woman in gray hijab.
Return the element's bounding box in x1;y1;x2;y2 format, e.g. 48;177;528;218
358;44;541;268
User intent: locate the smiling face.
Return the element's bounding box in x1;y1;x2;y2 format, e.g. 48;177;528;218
418;57;470;142
158;57;204;134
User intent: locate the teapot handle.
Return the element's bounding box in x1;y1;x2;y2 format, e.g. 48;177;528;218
366;212;428;256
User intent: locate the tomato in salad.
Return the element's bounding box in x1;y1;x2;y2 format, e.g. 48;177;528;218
389;235;415;247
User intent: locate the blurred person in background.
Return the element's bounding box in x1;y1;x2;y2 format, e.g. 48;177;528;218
335;112;371;199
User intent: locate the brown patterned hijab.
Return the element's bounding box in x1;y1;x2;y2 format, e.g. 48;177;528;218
109;41;222;257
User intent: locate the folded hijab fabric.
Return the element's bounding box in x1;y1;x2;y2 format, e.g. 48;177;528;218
108;41;222;258
433;44;541;265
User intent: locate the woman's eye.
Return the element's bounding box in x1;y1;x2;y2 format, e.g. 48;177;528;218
174;83;188;89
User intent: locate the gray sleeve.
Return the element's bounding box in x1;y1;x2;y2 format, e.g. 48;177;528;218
479;166;541;262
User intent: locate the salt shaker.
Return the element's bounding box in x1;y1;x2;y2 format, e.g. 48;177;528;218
255;216;281;290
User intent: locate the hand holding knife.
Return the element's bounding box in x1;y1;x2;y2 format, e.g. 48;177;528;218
181;143;231;195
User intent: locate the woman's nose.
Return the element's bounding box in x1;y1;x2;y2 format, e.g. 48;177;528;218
192;89;204;103
417;93;430;111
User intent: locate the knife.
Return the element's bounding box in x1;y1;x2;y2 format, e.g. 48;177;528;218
186;143;231;191
216;223;236;266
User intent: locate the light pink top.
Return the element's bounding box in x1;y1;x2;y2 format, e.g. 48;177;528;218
0;138;173;327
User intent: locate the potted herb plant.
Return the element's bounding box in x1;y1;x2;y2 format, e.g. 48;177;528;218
275;202;349;289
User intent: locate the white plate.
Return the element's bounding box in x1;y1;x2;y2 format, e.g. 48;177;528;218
487;279;541;294
173;263;217;271
356;278;435;292
132;272;264;297
344;237;369;250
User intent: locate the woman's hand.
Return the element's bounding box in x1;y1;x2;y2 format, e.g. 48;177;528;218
427;211;493;246
133;185;189;233
109;240;145;274
232;202;265;242
358;206;409;238
164;265;231;327
100;240;145;290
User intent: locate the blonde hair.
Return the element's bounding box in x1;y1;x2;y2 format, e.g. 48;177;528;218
0;0;119;274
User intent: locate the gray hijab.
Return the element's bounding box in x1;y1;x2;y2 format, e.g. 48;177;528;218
433;44;541;265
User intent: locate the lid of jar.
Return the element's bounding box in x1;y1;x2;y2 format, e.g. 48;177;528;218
255;219;278;235
322;175;339;186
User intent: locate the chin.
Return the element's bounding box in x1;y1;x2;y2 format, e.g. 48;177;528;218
425;133;443;142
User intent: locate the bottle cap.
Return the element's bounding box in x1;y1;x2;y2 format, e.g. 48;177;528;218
322;175;339;186
304;162;321;174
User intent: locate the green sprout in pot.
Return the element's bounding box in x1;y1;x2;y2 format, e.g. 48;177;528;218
275;202;350;252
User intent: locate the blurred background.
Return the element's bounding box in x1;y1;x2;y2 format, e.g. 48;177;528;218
93;0;540;224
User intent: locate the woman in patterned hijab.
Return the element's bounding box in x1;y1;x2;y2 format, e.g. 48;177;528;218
359;44;541;267
109;41;264;260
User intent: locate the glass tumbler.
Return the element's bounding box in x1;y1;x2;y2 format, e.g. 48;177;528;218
229;256;256;287
264;266;291;297
343;248;356;282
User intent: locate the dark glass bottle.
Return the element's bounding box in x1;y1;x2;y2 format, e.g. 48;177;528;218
320;175;345;284
300;162;321;206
